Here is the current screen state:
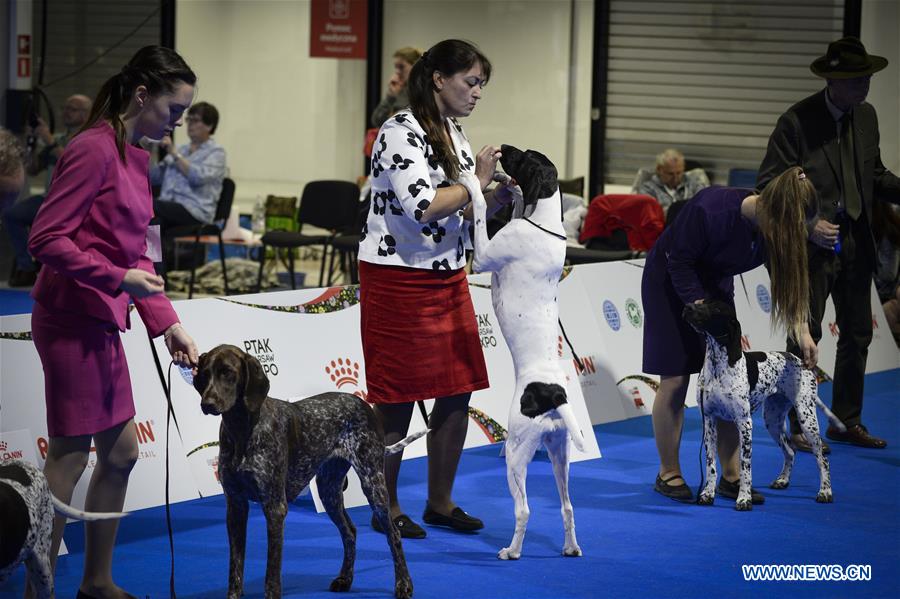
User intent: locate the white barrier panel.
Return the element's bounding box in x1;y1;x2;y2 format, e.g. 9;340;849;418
3;263;894;515
0;313;200;512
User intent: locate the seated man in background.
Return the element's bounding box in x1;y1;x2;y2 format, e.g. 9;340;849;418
632;148;709;215
150;101;227;268
0;128;25;214
3;94;91;287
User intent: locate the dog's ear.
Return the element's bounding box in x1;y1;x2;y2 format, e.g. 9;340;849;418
726;316;744;366
193;352;209;393
241;352;270;413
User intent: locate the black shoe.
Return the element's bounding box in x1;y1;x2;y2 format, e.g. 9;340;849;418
790;433;831;455
371;513;426;539
654;473;694;503
8;268;37;287
422;503;484;531
717;478;765;504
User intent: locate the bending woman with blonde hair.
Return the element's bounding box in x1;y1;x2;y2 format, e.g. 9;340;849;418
641;166;818;504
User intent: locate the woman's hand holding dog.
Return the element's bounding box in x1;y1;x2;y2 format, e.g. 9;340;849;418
475;144;502;190
798;325;818;369
165;323;199;371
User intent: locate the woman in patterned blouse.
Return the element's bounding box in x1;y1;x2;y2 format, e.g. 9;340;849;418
358;39;515;539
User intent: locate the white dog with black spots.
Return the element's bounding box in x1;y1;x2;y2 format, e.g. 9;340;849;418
682;300;845;510
0;459;127;598
460;145;586;560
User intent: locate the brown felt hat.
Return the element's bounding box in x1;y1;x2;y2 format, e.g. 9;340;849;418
810;37;888;79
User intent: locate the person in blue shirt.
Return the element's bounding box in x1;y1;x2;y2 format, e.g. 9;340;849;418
150;101;226;267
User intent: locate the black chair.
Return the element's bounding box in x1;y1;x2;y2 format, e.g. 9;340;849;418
327;193;370;285
166;177;236;299
256;180;359;290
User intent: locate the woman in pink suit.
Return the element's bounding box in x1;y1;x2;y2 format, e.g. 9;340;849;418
27;46;199;599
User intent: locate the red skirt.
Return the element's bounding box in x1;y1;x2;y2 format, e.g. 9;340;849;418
359;260;489;404
31;301;135;437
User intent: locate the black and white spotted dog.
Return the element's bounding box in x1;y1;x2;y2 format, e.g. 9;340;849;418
683;301;845;511
194;345;424;599
459;145;587;560
0;459;127;598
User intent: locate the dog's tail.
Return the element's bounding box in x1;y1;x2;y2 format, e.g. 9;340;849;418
557;403;586;452
385;429;429;455
816;396;847;433
51;492;129;521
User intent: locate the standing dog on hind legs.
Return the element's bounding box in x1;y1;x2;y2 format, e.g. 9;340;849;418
459;144;586;560
682;300;845;510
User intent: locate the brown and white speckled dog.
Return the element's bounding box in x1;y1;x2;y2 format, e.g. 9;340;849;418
683;301;845;510
194;344;418;599
0;459;127;598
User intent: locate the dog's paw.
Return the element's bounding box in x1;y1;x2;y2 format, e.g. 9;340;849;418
498;547;521;560
770;478;789;490
697;492;715;506
394;577;414;599
734;498;753;511
816;490;833;503
563;544;583;557
329;575;353;592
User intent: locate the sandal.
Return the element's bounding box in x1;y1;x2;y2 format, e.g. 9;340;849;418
654;473;694;503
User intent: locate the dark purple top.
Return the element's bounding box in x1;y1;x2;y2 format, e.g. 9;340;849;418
652;187;765;303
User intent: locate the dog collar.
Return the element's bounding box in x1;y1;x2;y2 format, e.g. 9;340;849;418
524;217;567;241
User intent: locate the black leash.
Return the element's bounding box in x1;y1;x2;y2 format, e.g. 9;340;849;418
558;317;585;373
416;401;429;426
164;361;178;599
696;387;706;504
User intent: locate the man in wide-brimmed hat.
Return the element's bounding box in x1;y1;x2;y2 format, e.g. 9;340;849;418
757;36;900;451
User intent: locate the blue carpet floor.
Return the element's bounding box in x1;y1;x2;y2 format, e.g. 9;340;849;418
3;369;898;598
0;288;33;316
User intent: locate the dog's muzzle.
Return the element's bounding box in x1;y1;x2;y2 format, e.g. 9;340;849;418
200;399;220;416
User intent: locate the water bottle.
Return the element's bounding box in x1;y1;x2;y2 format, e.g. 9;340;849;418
252;196;266;237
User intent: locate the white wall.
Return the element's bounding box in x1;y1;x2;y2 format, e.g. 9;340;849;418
862;0;900;174
383;0;594;185
176;0;366;210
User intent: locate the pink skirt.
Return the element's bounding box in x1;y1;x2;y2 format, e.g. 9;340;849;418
359;260;489;404
31;301;135;437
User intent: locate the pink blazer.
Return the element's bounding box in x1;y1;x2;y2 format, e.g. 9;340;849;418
29;122;178;337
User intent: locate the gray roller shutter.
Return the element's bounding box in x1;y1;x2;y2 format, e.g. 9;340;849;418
31;1;161;127
604;0;844;186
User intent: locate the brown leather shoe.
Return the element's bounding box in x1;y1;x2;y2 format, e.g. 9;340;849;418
789;433;831;455
826;424;887;449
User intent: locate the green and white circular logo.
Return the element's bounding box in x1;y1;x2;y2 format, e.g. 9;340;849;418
625;298;643;328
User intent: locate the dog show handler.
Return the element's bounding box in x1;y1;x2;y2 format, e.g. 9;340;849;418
27;46;200;599
641;167;819;505
358;39;514;540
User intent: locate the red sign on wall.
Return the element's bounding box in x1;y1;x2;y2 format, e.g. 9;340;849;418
17;57;31;78
310;0;367;59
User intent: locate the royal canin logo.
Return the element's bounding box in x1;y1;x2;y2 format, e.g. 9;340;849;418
325;357;361;388
741;335;751;351
0;441;7;451
557;335;564;358
36;420;157;460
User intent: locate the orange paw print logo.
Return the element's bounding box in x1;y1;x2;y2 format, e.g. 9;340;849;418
325;358;361;388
